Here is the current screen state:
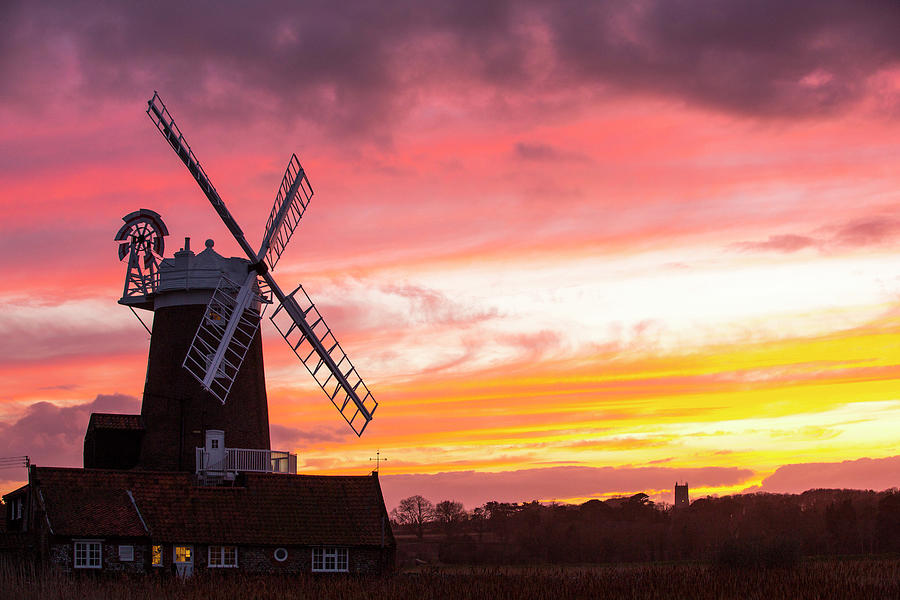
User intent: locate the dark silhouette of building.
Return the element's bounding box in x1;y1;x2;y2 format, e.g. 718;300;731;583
2;234;394;575
88;238;271;472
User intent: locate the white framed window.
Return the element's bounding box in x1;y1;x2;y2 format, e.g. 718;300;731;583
74;540;102;569
118;545;134;562
312;547;348;572
208;545;238;568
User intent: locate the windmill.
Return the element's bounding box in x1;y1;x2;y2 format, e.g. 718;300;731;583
115;208;169;307
145;92;377;437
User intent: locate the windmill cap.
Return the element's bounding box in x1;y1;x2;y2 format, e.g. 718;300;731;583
152;239;258;310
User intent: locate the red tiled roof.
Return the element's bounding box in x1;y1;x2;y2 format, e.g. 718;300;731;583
87;413;144;431
32;467;395;547
2;484;28;502
34;471;147;537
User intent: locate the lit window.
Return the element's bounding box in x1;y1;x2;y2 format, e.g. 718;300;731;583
74;540;102;569
312;547;348;572
119;545;134;562
208;545;238;568
152;545;163;567
174;545;192;563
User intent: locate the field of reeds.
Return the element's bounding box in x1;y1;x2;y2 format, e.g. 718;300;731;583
1;557;898;599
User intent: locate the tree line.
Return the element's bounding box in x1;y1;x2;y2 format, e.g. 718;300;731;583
391;488;900;565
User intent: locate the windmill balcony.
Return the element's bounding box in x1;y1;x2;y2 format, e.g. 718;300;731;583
195;447;298;483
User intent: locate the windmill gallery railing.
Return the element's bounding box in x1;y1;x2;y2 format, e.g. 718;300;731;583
195;447;297;480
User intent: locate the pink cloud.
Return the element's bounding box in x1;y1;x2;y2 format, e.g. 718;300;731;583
751;455;900;494
733;234;818;254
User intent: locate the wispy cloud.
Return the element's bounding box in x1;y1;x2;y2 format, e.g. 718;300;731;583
513;142;589;163
733;234;818;253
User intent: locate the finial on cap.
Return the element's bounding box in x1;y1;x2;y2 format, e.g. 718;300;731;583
205;239;214;249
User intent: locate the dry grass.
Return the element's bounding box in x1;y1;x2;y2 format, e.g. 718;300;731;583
1;557;898;599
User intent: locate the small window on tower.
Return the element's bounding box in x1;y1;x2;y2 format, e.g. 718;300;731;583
211;439;219;449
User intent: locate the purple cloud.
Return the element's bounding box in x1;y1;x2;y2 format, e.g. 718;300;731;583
514;143;589;163
731;214;900;255
2;0;898;141
832;216;900;247
0;394;140;470
270;423;344;449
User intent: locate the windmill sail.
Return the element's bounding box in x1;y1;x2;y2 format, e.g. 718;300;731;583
147;92;257;260
148;91;378;435
258;154;313;271
183;273;265;404
270;286;377;436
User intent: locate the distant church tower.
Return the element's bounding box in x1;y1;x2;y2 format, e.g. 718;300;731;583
136;237;271;471
674;482;689;509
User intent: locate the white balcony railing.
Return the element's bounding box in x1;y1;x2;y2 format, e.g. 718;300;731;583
195;447;297;479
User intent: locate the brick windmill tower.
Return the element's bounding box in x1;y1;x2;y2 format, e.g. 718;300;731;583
112;208;272;471
85;93;378;474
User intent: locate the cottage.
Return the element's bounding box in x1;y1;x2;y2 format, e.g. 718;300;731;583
5;466;394;575
0;194;394;575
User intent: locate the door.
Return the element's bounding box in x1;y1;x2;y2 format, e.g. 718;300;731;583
173;545;193;577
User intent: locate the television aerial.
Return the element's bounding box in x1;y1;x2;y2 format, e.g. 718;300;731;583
145;92;377;436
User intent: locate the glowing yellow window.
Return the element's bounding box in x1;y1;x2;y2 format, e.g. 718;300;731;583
174;545;192;562
151;545;163;567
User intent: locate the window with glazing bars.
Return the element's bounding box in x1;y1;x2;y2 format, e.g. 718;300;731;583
208;545;238;568
74;540;102;569
311;547;348;572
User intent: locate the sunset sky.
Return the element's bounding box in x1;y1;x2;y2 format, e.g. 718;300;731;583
2;1;900;511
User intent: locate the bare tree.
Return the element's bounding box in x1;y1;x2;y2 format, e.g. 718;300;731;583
435;500;467;538
391;495;434;539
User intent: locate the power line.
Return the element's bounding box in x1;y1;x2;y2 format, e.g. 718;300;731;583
0;455;29;470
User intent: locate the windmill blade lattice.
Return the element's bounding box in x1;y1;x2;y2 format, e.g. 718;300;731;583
183;273;267;404
259;154;313;271
271;286;377;436
147;92;253;257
